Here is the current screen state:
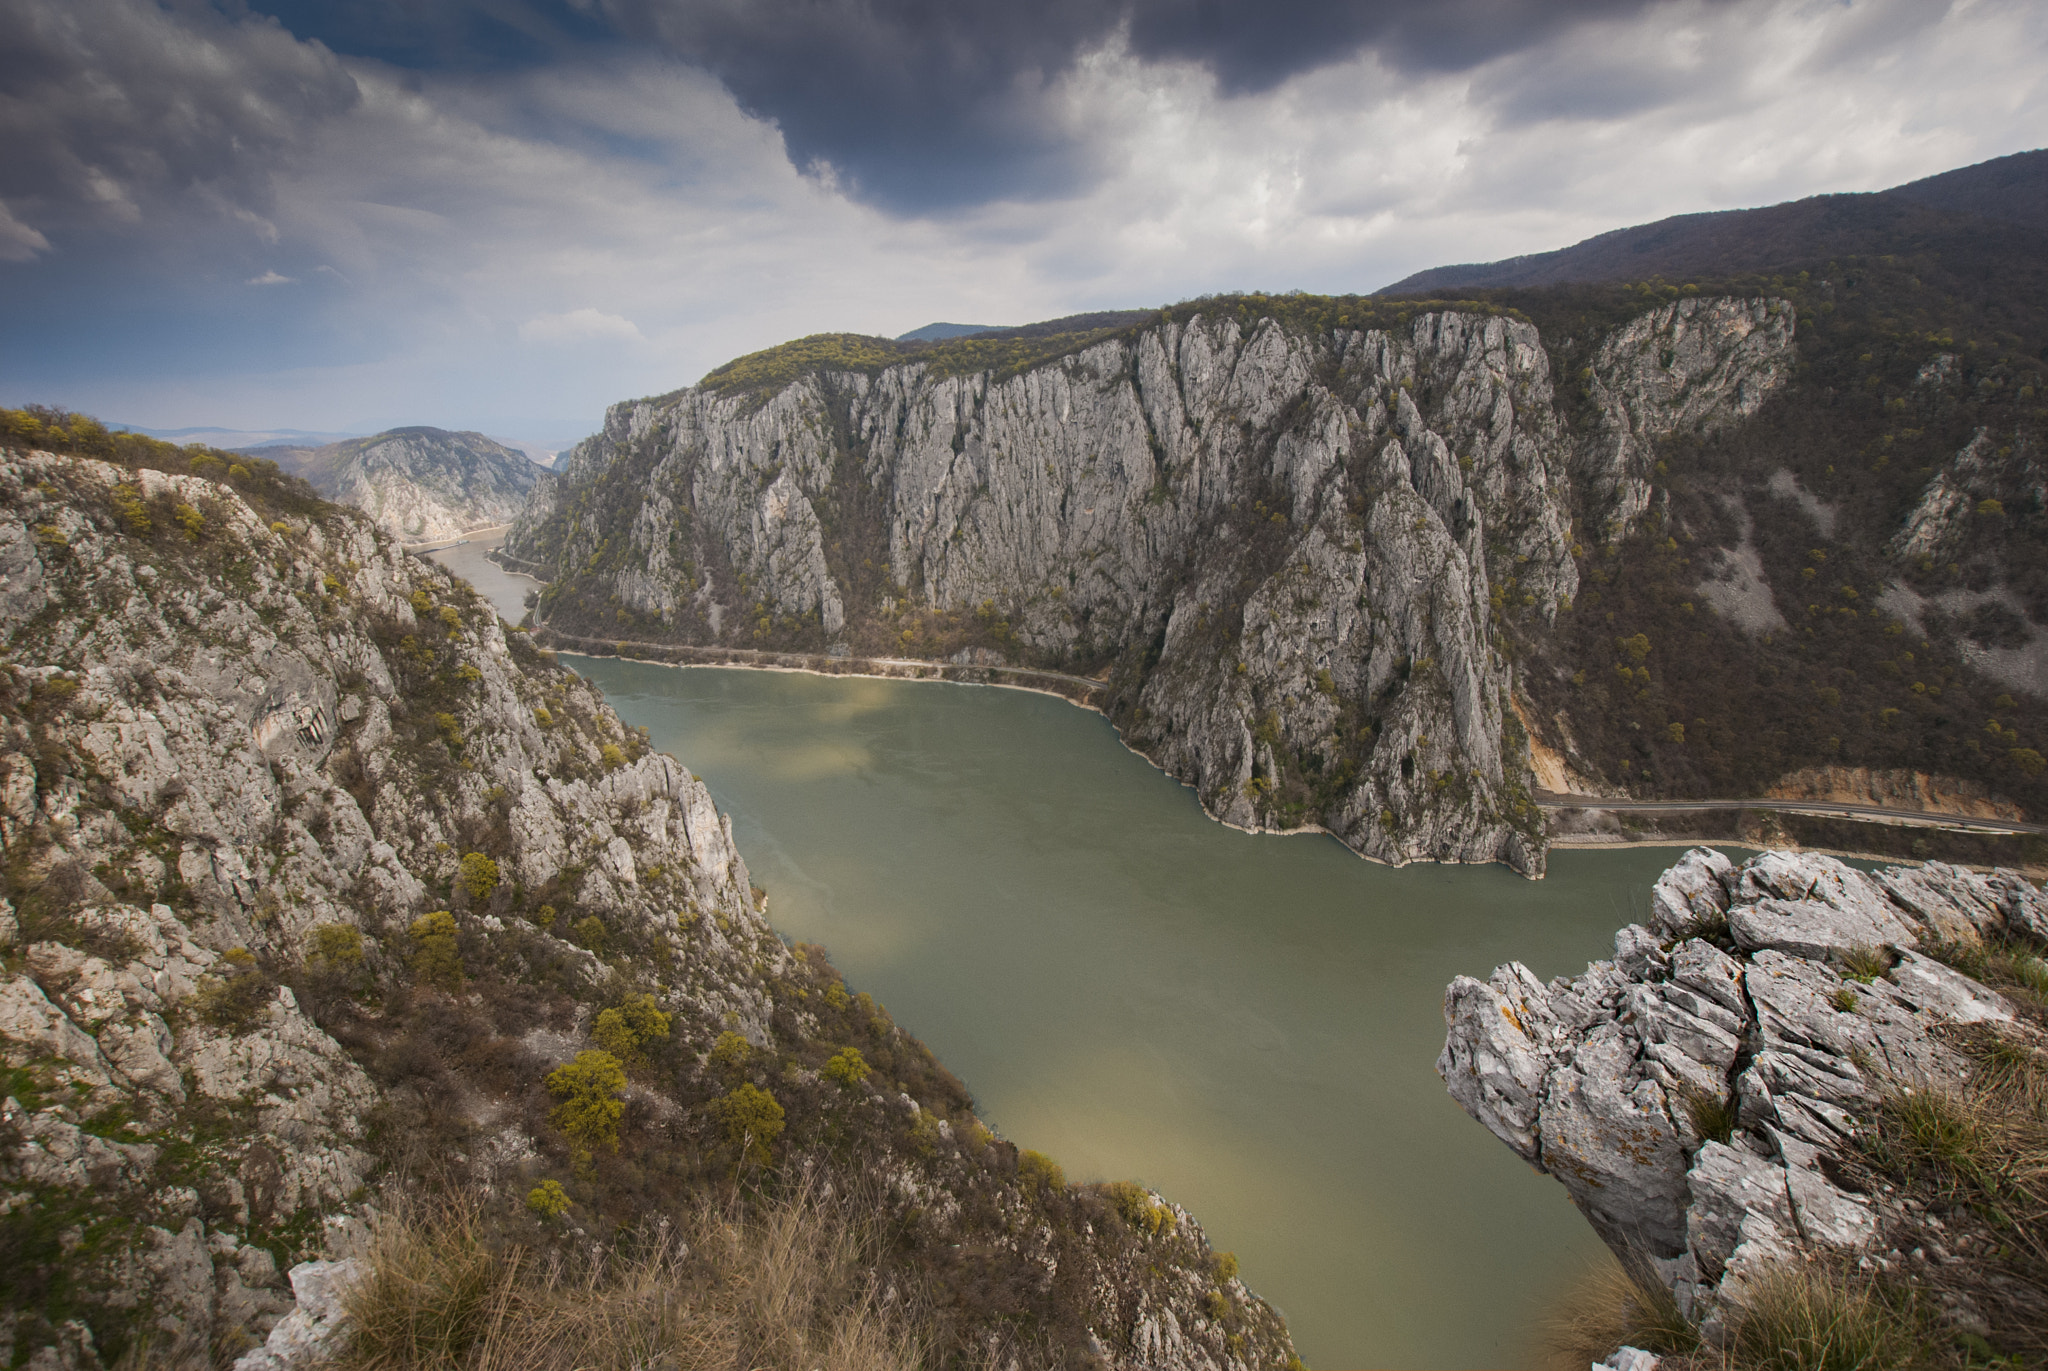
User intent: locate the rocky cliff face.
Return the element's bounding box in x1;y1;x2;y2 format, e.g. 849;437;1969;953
1440;847;2048;1354
270;427;541;543
0;448;1292;1371
502;299;1794;875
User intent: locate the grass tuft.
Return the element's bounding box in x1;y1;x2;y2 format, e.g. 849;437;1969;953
340;1182;933;1371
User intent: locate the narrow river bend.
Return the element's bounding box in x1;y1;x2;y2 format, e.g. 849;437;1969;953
435;538;1722;1369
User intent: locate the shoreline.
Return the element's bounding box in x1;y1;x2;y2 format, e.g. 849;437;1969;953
531;627;2034;879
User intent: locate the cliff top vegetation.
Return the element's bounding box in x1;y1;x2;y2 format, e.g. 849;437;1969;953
691;293;1525;401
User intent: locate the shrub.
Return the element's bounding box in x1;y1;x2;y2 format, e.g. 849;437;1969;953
1213;1251;1239;1282
547;1049;628;1152
172;503;203;539
591;993;671;1065
709;1030;752;1081
600;743;626;770
1104;1180;1169;1235
822;1047;870;1089
309;923;365;972
457;852;499;901
525;1179;571;1219
409;911;463;989
196;947;272;1031
1017;1149;1064;1195
570;915;607;952
712;1083;785;1166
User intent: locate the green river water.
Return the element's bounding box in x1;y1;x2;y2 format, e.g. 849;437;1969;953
432;538;1730;1369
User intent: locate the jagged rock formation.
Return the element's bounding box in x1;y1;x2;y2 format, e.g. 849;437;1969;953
502;299;1794;875
0;447;1293;1370
1440;846;2048;1344
267;427;541;542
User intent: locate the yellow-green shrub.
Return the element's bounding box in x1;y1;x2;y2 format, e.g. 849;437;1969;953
457;851;499;901
712;1083;785;1166
547;1049;627;1152
592;993;671;1065
1018;1149;1064;1195
822;1047;870;1089
409;911;463;989
525;1179;571;1219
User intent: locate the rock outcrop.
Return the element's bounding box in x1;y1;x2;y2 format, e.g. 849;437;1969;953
268;426;542;542
0;448;1292;1370
1440;846;2048;1343
503;299;1794;875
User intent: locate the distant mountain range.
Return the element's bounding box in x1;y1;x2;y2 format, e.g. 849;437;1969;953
263;426;546;542
896;322;1005;341
1379;147;2047;294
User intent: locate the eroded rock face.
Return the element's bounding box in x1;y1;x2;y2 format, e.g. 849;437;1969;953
1438;846;2038;1332
1;450;1291;1371
505;301;1795;875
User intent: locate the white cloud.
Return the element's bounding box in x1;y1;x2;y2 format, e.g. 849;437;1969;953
11;0;2044;436
247;270;296;286
0;201;49;262
518;308;648;344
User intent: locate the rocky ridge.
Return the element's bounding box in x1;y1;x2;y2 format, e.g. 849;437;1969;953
503;297;1793;875
0;447;1291;1370
1440;846;2048;1355
268;427;542;543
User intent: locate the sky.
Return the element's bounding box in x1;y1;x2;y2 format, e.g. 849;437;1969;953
0;0;2043;448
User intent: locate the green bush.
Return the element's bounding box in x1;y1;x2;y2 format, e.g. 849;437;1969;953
525;1179;571;1219
308;922;364;972
409;911;463;989
1018;1149;1065;1195
1104;1180;1170;1235
712;1083;785;1166
599;743;626;770
547;1049;628;1152
709;1030;752;1081
591;993;671;1065
457;852;499;901
571;915;608;952
822;1047;870;1089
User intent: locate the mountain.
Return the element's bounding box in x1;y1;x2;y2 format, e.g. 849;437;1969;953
504;187;2048;874
264;426;543;543
112;424;365;450
1378;148;2048;295
896;321;1004;341
0;417;1293;1369
500;294;1807;877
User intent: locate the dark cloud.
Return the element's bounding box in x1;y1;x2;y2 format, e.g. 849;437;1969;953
0;0;359;234
236;0;1713;211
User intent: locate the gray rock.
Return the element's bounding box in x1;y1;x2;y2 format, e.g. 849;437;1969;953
1728;897;1918;960
233;1258;364;1371
1442;849;2046;1334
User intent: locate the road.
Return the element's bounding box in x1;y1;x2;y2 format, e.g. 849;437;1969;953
1532;791;2046;836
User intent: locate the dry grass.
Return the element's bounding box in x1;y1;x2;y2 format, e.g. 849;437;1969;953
1540;1256;1700;1371
338;1181;934;1371
1721;1264;1937;1371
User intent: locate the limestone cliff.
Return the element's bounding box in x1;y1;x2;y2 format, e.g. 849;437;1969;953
269;427;541;543
0;447;1292;1370
1441;847;2048;1357
501;298;1794;875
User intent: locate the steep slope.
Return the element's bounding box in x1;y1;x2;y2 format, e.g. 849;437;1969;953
267;427;542;543
501;296;1795;875
0;433;1292;1370
1379;148;2048;296
1441;847;2048;1362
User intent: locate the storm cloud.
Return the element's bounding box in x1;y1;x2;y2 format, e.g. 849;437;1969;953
0;0;2041;439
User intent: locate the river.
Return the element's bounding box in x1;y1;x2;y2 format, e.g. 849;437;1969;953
430;536;1724;1369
